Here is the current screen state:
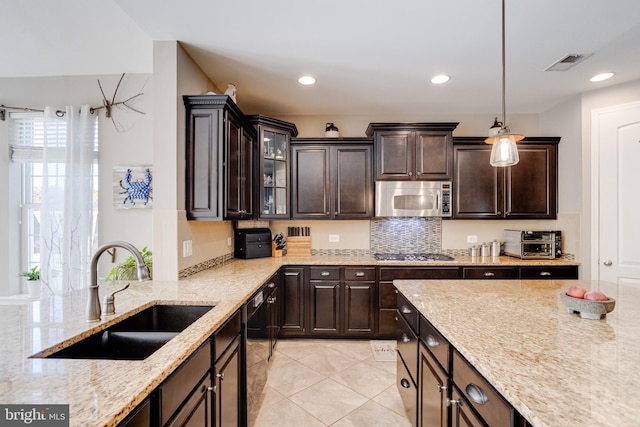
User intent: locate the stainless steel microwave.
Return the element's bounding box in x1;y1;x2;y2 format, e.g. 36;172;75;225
375;181;452;217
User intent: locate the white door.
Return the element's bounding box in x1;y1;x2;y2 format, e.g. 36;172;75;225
592;101;640;287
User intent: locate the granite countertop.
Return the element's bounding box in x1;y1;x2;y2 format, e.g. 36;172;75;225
0;254;579;426
394;279;639;427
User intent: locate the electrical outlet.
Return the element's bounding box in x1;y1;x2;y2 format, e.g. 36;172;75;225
227;237;232;246
329;234;340;243
182;240;193;257
467;235;478;243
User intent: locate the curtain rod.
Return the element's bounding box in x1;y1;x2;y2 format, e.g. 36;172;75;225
0;104;104;121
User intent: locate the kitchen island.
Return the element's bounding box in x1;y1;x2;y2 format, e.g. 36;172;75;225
394;279;640;427
0;255;579;426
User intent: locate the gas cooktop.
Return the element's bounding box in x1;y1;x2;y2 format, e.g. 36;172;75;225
374;253;455;261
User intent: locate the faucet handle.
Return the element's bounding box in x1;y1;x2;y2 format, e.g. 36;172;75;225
103;283;130;316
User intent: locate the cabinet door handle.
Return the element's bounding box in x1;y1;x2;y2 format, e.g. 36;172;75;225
447;398;461;407
603;260;613;266
217;372;225;380
355;272;365;277
400;378;411;389
394;289;399;294
401;334;411;343
539;271;552;276
268;282;275;288
465;383;488;405
426;334;440;348
401;306;411;314
208;386;216;394
437;384;447;393
484;272;495;277
321;271;331;277
408;171;413;176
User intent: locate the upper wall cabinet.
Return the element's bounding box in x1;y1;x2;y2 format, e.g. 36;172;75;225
366;123;459;181
247;115;298;220
184;95;256;220
290;138;374;220
453;137;559;220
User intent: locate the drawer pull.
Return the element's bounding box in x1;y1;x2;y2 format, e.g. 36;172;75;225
426;334;440;348
400;378;411;389
465;383;488;405
355;272;365;277
401;306;412;314
394;289;399;294
437;384;447;393
268;282;275;288
539;271;552;276
217;373;225;380
321;271;331;277
401;334;411;343
484;272;495;277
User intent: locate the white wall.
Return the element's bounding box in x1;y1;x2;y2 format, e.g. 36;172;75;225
0;74;153;294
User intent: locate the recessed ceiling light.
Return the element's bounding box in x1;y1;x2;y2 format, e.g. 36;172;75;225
298;75;316;85
590;72;615;82
430;74;450;85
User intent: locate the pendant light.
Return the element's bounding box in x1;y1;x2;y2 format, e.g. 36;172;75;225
485;0;523;167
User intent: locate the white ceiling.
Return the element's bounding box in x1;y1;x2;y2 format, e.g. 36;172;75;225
2;0;640;117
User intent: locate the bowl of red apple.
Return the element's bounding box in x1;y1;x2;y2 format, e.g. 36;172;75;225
561;286;616;319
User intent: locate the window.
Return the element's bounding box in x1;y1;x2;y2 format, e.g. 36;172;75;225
9;110;98;294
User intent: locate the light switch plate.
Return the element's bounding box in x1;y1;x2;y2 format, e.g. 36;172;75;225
183;240;193;257
329;234;340;242
467;235;478;243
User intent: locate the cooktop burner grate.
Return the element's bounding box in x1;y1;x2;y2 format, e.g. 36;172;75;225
374;253;455;261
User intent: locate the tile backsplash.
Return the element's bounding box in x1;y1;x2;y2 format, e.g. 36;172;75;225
370;217;442;254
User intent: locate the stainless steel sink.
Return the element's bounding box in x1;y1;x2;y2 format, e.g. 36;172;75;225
39;304;215;360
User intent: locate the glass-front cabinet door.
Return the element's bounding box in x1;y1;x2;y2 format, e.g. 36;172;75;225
248;115;298;219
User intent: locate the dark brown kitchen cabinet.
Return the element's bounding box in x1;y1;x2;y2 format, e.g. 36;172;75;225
184;95;256;220
280;266;306;337
247;115;298;219
309;266;376;337
453;137;559;219
159;340;212;426
366;123;458;181
118;398;151;427
290;138;374;219
168;374;212;427
419;344;449;427
213;336;240;427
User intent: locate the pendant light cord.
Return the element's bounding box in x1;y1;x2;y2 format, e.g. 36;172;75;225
501;0;507;129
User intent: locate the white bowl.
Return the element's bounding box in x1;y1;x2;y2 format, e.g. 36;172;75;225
561;293;616;320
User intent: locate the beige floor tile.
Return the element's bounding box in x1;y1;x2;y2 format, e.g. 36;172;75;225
255;340;412;426
297;346;361;376
276;339;328;360
331;400;413;427
289;378;369;425
267;359;325;397
330;361;397;399
253;398;326;427
371;384;409;418
325;340;375;361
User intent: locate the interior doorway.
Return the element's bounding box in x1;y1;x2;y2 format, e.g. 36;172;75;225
591;101;640;287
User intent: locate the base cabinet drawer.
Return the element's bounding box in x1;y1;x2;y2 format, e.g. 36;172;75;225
452;350;514;427
519;266;578;279
463;267;519;280
451;386;485;427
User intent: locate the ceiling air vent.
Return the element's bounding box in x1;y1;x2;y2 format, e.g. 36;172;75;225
545;53;593;71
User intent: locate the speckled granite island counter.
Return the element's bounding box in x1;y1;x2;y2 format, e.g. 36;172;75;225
394;279;640;427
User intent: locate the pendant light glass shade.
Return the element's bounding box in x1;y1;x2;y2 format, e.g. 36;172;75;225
490;133;521;166
485;0;522;167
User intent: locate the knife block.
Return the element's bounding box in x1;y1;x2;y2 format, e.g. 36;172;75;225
287;236;311;256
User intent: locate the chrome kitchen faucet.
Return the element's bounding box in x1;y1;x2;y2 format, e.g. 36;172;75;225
87;241;151;322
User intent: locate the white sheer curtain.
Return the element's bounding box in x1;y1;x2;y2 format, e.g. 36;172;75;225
40;105;98;295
